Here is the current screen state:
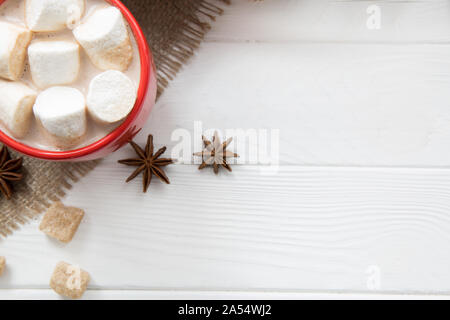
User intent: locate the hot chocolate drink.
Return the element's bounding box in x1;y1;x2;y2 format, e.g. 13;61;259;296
0;0;141;151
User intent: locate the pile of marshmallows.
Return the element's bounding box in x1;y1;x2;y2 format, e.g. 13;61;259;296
0;0;138;149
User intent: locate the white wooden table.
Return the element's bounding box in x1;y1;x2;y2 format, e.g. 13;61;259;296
2;0;450;299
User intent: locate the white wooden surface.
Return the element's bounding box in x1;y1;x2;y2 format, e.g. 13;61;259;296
1;289;449;300
2;0;450;299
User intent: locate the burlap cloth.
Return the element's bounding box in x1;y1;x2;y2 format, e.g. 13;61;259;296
0;0;228;238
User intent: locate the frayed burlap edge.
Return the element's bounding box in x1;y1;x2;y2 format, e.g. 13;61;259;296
0;159;100;238
0;0;229;238
154;0;230;96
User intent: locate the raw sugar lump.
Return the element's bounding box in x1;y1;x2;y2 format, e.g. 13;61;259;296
50;261;90;299
0;256;5;276
39;201;85;243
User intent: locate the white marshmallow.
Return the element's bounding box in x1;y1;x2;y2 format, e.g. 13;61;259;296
28;41;80;88
33;87;87;148
73;7;133;71
0;80;37;139
25;0;85;32
87;70;136;124
0;22;33;81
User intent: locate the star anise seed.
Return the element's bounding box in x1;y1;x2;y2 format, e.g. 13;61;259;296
118;135;175;192
0;146;24;200
193;131;239;174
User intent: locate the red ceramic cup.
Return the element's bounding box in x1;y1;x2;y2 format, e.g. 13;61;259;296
0;0;157;161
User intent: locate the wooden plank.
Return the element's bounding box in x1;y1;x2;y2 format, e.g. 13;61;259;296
2;166;450;293
207;0;450;43
128;42;450;167
0;289;448;300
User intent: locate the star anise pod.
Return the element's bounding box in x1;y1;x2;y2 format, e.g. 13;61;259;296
118;134;175;192
193;131;239;174
0;146;24;200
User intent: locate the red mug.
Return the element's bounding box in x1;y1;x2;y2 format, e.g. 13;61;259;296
0;0;157;161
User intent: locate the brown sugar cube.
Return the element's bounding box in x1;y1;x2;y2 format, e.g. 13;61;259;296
50;261;90;299
39;202;84;243
0;256;5;276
